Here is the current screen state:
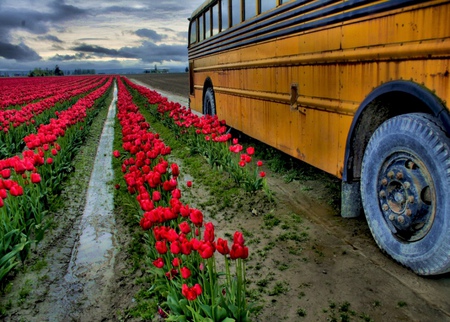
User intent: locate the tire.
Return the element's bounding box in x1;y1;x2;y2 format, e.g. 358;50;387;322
361;113;450;275
203;87;216;116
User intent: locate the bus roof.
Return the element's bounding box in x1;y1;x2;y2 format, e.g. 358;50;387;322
190;0;215;19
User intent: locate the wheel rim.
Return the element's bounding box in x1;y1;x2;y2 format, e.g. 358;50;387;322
377;152;436;242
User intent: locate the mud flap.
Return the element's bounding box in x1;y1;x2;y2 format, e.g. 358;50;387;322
341;181;362;218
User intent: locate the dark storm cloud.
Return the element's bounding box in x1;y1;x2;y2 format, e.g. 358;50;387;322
51;53;92;61
72;44;122;58
127;41;187;63
135;29;166;42
72;41;187;63
38;35;63;43
0;0;87;61
51;1;86;20
0;41;41;61
98;2;192;20
0;0;204;68
0;1;87;40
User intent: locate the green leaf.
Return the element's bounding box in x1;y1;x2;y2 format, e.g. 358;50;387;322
199;303;212;317
167;294;182;316
214;305;229;321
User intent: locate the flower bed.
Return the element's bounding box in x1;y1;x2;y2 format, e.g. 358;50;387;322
114;77;254;321
0;76;113;284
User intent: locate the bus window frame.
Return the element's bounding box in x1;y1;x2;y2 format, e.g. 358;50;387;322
188;0;296;47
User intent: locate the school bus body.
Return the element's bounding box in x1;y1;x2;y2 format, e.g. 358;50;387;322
188;0;450;275
189;0;450;178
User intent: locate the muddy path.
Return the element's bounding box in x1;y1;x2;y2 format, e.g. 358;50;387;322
0;74;449;322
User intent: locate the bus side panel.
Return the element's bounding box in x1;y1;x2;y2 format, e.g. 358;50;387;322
339;2;450;104
189;1;450;178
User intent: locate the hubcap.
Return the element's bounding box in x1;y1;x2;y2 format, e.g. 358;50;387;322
377;152;435;241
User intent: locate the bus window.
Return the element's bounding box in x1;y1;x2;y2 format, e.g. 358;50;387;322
199;14;204;41
245;0;257;20
260;0;275;12
212;4;219;36
205;9;211;39
189;19;197;44
221;0;229;31
231;0;241;26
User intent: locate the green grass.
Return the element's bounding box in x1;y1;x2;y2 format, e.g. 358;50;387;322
263;213;281;229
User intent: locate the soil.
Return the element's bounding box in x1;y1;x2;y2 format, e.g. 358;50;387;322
1;73;449;322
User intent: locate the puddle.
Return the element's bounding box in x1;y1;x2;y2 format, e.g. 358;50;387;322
50;84;118;320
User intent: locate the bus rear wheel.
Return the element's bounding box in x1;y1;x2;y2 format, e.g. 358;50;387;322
361;113;450;275
203;87;216;116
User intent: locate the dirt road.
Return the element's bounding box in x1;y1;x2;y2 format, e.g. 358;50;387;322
130;74;450;321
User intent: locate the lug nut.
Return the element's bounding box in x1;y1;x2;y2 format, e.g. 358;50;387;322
379;190;386;198
397;215;405;224
381;178;388;186
408;196;414;203
382;204;389;211
405;209;412;216
388;171;394;178
389;213;396;221
396;172;403;180
404;182;410;189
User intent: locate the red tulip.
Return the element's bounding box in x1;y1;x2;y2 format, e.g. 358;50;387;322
10;184;23;197
30;173;41;184
172;257;182;267
181;266;191;279
203;222;215;242
170;241;181;255
216;238;230;255
182;283;202;301
155;241;168;254
153;258;164;268
1;169;11;179
189;209;203;227
179;221;191;234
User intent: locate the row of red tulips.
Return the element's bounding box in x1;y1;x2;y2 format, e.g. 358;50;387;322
0;76;114;285
0;76;111;160
115;77;251;321
0;76;100;109
123;77;268;193
0;76;107;131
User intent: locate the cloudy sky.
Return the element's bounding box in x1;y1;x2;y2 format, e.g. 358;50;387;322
0;0;205;72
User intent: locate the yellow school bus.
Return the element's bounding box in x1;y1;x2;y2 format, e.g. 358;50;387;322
187;0;450;275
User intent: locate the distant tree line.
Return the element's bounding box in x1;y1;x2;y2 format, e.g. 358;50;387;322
72;69;96;75
28;66;96;77
28;65;64;77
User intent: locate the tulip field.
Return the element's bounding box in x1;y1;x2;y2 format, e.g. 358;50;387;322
3;74;446;322
0;74;268;321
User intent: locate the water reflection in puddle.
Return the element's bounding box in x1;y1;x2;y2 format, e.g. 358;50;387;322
58;85;118;316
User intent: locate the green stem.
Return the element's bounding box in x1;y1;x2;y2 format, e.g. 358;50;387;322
225;256;231;289
207;257;216;320
237;259;242;319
